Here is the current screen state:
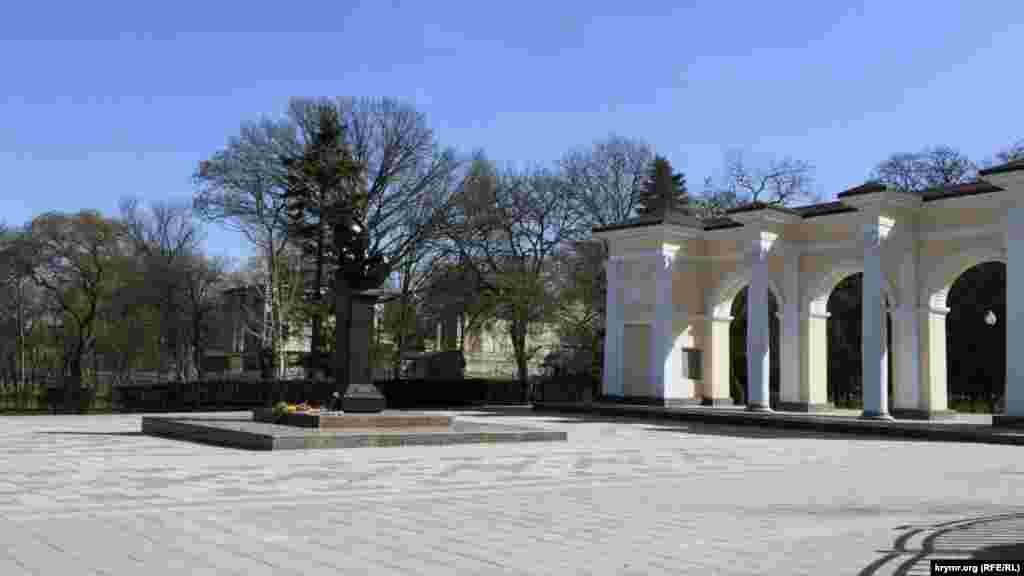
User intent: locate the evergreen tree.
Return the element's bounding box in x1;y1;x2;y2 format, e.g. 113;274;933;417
634;155;689;216
281;102;364;377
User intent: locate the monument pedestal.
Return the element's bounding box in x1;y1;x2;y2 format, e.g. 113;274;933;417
342;383;387;413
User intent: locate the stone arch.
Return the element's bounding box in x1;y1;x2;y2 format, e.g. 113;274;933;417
709;267;784;319
924;246;1007;312
918;246;1007;415
804;258;898;316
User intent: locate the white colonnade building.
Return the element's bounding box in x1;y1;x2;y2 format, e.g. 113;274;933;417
596;159;1024;422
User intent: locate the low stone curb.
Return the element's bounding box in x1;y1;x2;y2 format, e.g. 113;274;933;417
142;414;567;450
532;402;1024;446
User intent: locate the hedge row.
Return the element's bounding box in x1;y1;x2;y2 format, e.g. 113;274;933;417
110;378;535;412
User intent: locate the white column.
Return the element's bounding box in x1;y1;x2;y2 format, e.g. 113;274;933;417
649;249;676;399
862;216;894;418
779;246;801;407
602;259;624;398
1005;206;1024;417
892;249;921;413
746;231;775;411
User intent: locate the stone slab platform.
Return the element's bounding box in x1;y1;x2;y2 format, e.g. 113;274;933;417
142;413;566;450
252;409;453;429
533;401;1024;446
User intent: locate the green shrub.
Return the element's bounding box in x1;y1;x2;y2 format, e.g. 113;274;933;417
271;401;289;420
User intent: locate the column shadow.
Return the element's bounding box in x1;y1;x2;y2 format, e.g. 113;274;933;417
859;512;1024;575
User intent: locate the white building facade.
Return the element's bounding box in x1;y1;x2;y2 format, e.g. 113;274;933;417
594;160;1024;423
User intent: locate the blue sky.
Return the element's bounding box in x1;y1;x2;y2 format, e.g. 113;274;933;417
2;1;1022;264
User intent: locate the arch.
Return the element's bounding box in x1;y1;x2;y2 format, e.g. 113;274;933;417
709;266;784;319
924;246;1007;312
804;258;898;316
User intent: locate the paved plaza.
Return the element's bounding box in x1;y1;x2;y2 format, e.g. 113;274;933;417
0;407;1020;575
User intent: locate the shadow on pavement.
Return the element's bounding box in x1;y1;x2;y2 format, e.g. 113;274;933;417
859;512;1024;575
35;431;146;436
464;409;927;443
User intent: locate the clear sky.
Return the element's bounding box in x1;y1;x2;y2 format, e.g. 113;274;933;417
2;1;1022;263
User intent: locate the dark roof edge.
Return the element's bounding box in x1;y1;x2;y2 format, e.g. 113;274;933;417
836;182;887;198
724;201;801;215
979;159;1024;177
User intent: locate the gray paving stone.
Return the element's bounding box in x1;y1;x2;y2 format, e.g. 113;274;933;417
0;409;1022;574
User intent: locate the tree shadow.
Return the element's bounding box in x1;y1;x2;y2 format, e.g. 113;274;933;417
35;431;146;436
859;512;1024;575
477;410;944;443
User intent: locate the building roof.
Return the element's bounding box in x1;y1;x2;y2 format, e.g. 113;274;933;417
836;182;887;198
791;201;859;218
979;159;1024;176
592;179;1008;235
921;181;1004;202
724;201;801;216
591;209;704;233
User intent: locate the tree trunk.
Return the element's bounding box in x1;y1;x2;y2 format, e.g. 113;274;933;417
192;317;204;382
391;295;411;380
65;346;83;413
309;229;324;379
510;320;529;399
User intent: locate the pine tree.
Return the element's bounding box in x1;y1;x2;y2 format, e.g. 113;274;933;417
281;103;364;378
634;155;689;217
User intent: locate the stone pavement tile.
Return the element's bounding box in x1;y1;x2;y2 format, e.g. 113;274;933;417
367;500;549;576
218;504;437;575
167;510;355;576
0;551;32;576
315;504;523;576
315;506;511;575
386;494;649;575
99;514;229;576
21;517;152;575
1;521;105;576
415;498;606;574
134;512;288;576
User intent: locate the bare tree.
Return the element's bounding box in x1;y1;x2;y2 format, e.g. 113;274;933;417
992;139;1024;166
323;97;461;392
872;145;977;193
179;251;231;381
119;197;203;380
706;149;818;211
193;117;298;379
559;134;654;227
447;156;586;385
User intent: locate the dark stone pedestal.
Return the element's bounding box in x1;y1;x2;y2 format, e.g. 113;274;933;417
778;402;835;413
891;408;958;421
992;415;1024;429
342;383;386;413
860;411;895;421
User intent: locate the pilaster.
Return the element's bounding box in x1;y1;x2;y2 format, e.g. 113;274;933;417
779;246;801;406
704;314;734;405
602;259;624;398
649;247;678;400
1003;205;1024;417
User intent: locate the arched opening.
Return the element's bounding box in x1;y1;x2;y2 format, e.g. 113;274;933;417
728;286;781;408
946;261;1006;413
825;273;893;410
